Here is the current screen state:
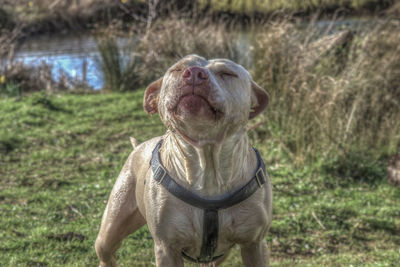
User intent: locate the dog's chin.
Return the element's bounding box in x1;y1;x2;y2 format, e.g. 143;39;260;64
174;94;223;122
172;125;227;147
165;95;226;146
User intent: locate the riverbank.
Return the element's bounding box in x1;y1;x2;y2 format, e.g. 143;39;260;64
1;0;399;39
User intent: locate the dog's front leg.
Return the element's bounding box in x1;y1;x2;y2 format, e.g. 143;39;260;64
240;240;270;267
95;153;146;266
154;242;184;267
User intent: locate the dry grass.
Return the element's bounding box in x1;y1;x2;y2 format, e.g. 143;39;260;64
136;16;241;83
251;18;400;166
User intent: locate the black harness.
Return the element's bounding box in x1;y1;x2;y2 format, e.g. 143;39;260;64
150;139;267;264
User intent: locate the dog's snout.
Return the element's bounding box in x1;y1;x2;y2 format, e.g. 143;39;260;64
182;66;208;86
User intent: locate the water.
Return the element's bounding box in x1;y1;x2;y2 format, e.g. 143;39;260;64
15;35;103;89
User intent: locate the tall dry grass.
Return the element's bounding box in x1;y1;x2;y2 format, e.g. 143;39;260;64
136;16;242;82
251;19;400;171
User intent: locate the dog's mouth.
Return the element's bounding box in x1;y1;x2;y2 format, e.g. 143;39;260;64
174;92;224;121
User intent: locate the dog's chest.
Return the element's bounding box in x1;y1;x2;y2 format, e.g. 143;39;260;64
147;183;267;253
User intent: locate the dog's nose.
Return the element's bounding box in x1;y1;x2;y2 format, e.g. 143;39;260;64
182;66;208;86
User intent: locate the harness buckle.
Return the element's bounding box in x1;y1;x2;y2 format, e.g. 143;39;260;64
255;168;265;187
154;165;167;184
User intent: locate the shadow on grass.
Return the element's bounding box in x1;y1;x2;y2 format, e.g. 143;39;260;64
0;136;22;154
28;92;71;113
322;152;386;184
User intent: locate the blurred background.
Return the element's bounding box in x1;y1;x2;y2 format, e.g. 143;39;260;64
1;0;399;266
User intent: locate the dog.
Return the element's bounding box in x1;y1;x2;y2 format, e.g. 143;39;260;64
95;55;273;267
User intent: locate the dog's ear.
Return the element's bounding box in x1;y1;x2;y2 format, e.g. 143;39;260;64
249;81;269;119
143;77;163;115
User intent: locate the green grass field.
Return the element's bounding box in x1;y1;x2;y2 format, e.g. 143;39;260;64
1;91;399;266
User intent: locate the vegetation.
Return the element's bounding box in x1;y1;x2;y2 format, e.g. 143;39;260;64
0;91;399;266
1;1;400;266
252;19;400;165
197;0;397;14
1;0;398;39
0;62;69;96
96;36;142;92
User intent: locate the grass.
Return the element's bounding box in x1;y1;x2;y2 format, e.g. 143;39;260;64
1;91;399;266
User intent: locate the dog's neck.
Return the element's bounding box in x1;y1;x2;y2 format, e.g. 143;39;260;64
160;129;257;196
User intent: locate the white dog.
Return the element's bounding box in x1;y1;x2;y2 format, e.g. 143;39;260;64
95;55;273;266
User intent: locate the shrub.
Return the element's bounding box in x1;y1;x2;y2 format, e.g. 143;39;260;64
0;7;14;29
0;81;21;98
96;35;142;92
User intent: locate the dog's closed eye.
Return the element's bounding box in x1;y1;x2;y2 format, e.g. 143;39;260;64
170;67;183;73
217;71;238;79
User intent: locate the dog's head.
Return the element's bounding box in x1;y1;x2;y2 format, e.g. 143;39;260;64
143;55;269;146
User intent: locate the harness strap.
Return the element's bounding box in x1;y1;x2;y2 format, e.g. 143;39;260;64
150;139;267;263
150;140;266;210
200;208;219;262
181;208;223;264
